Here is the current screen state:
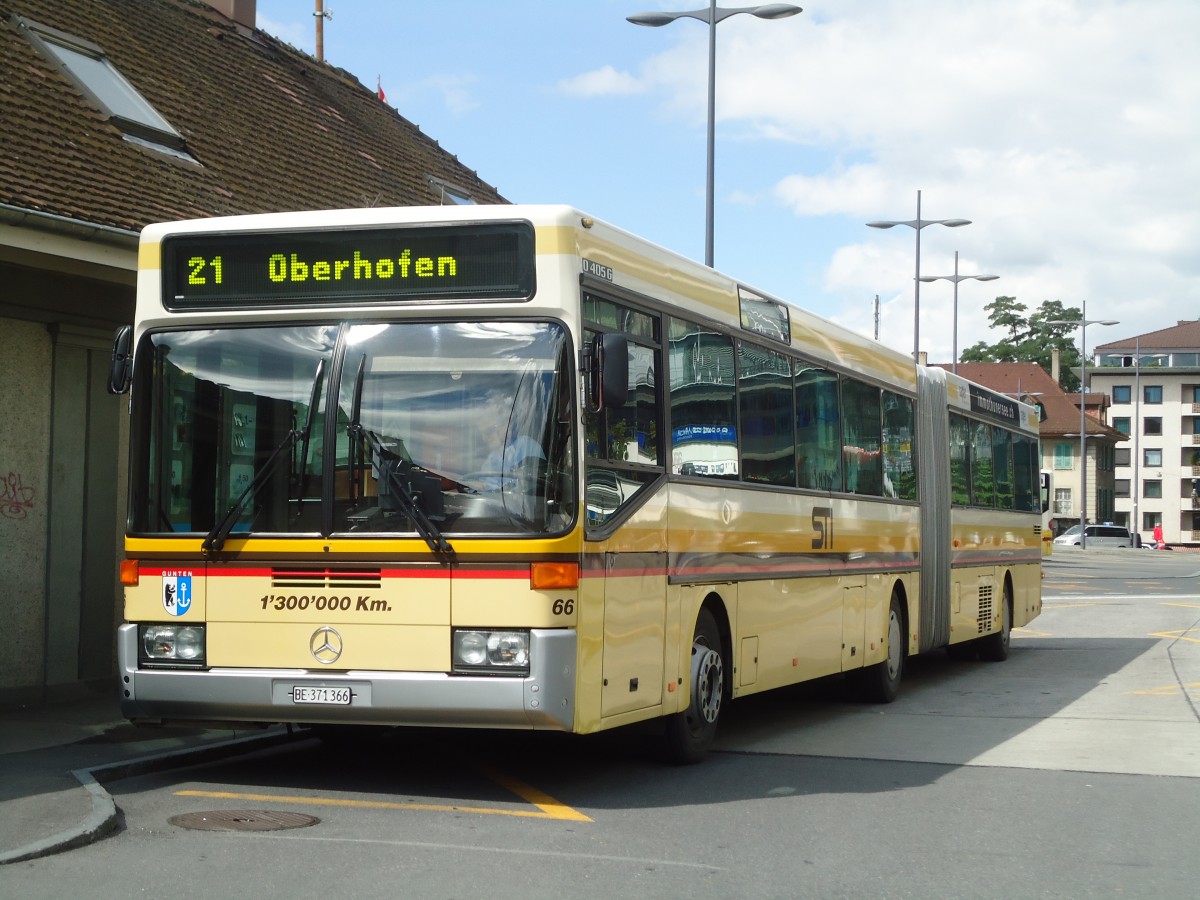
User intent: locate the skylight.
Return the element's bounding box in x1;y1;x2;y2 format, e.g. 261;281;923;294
16;16;189;155
427;175;476;205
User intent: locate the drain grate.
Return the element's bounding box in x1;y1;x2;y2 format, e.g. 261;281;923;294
169;810;319;832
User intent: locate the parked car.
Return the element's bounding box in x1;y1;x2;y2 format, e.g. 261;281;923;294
1053;524;1132;548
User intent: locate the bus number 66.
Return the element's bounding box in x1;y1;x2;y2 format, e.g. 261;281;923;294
552;599;575;616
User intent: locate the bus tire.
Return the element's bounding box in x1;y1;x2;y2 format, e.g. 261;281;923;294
978;586;1012;662
663;607;724;765
854;593;904;703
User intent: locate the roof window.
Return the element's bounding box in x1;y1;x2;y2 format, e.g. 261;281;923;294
15;16;190;156
427;176;476;205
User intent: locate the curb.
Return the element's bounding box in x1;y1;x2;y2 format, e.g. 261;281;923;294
0;728;301;865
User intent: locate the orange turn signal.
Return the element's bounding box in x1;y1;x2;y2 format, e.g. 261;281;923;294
530;561;579;591
120;559;140;586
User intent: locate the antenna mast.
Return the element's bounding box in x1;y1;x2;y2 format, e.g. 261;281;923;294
314;1;333;61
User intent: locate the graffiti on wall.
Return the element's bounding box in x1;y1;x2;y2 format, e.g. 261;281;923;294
2;472;35;519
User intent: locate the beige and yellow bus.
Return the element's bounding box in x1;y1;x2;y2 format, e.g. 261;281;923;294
109;204;1041;763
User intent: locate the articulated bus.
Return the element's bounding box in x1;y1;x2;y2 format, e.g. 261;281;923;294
109;204;1042;762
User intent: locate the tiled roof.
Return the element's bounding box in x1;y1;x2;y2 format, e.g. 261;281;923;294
1095;321;1200;352
0;0;506;235
936;362;1127;441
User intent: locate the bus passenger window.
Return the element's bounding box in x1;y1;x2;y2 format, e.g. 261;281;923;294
993;427;1014;509
795;365;840;491
737;342;794;486
841;379;882;496
949;413;971;505
971;421;994;507
669;318;736;478
882;391;916;500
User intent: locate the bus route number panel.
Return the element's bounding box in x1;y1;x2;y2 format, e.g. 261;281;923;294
162;222;535;309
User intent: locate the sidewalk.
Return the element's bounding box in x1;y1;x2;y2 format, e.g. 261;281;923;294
0;685;295;865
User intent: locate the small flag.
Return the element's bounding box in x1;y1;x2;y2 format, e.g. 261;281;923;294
377;76;386;103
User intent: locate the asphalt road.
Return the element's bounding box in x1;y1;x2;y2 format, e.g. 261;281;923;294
5;548;1198;899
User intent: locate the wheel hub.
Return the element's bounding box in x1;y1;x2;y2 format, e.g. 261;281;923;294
691;644;723;725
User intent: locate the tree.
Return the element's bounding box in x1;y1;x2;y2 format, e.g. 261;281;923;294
958;297;1083;390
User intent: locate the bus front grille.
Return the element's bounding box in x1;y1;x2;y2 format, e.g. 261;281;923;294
271;567;383;590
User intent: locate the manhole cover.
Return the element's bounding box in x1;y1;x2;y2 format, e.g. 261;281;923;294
169;810;319;832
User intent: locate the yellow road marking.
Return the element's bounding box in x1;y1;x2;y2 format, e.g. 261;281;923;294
1161;602;1200;610
175;760;591;823
1129;682;1200;697
1013;628;1052;637
176;787;591;821
474;764;592;822
1149;628;1200;645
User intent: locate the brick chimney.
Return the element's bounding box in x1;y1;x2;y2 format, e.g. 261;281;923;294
205;0;256;29
1051;347;1060;385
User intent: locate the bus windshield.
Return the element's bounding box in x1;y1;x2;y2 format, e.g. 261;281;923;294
132;320;574;539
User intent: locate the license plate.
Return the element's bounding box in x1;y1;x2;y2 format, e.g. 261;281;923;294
292;686;352;705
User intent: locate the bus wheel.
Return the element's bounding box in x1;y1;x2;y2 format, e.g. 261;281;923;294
855;593;904;703
978;587;1012;662
663;608;724;765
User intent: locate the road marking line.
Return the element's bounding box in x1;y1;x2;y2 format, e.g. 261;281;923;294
1128;682;1200;697
1161;602;1200;610
175;788;591;822
248;833;721;869
473;763;592;822
1149;628;1200;645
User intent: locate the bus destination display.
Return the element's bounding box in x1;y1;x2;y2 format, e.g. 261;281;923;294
162;222;534;309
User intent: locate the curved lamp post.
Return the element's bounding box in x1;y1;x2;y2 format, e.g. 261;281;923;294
918;250;998;373
628;2;803;268
1048;302;1118;549
867;190;971;360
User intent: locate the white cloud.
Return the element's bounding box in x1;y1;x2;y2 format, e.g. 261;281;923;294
557;65;644;97
682;0;1200;360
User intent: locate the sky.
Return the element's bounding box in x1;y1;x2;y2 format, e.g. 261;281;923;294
253;0;1200;363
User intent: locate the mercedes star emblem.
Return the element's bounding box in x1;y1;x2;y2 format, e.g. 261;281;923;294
309;626;343;665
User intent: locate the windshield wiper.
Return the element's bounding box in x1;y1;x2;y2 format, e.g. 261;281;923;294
350;423;456;563
202;359;325;555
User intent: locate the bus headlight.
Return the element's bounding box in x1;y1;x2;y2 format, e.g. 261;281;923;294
140;624;206;667
452;629;530;675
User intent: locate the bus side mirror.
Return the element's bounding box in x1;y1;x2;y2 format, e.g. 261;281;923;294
108;325;133;395
590;332;628;412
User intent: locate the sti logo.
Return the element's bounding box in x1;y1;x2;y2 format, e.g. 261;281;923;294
162;571;194;617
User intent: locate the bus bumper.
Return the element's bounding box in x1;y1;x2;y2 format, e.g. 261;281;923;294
117;624;576;732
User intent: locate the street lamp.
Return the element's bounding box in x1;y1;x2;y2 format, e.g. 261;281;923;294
627;2;803;268
867;190;971;361
918;250;998;373
1048;301;1118;549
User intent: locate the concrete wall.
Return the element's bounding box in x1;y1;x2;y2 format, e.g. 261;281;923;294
0;318;53;693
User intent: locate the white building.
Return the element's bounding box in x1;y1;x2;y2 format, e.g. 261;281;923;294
1091;321;1200;548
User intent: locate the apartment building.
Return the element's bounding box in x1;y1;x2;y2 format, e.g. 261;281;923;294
1091;321;1200;548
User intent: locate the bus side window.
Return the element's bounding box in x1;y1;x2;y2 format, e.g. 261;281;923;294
795;365;840;492
841;379;882;496
882;390;916;500
949;413;971;505
669;317;737;479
